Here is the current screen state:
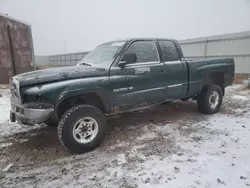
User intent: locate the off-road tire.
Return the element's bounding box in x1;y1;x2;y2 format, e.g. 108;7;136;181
57;105;106;154
197;84;223;114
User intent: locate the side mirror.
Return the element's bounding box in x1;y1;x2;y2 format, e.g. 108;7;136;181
119;53;137;67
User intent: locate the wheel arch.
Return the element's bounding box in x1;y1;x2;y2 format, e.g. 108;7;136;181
202;72;225;96
55;90;111;120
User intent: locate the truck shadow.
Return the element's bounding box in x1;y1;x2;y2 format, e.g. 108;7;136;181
1;101;200;166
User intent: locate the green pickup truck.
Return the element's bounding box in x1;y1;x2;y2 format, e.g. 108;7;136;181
10;38;234;153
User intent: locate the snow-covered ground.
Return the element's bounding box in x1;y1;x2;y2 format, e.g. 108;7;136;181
0;85;250;188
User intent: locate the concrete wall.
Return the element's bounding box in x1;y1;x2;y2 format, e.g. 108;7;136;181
179;31;250;74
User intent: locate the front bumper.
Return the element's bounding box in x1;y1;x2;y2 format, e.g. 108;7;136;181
10;99;54;126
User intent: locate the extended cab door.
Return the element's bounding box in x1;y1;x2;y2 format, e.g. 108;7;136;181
109;40;167;111
157;40;188;99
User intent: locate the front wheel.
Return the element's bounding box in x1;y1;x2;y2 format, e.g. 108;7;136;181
197;84;223;114
57;105;107;154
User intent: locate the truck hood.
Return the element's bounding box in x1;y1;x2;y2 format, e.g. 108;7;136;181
13;66;108;87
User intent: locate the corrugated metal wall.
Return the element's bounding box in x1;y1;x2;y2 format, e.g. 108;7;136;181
0;14;35;84
179;31;250;74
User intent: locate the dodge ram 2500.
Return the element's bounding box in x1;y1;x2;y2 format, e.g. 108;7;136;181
9;38;234;153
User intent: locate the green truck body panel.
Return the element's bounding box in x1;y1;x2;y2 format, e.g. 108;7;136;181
12;38;235;119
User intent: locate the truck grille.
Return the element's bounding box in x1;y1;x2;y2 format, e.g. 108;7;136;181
10;83;17;97
10;78;21;101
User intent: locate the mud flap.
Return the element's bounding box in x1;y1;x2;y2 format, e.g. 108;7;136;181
10;111;16;122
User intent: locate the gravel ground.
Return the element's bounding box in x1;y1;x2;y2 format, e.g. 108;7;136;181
0;85;250;188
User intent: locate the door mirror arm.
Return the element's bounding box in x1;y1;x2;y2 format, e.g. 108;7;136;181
118;53;137;68
118;61;127;68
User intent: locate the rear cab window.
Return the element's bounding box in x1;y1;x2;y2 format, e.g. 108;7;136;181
158;40;180;62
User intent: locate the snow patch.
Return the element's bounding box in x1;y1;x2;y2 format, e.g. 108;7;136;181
137;131;157;141
116;153;127;164
0;142;13;148
232;95;248;101
0;95;10;124
225;84;245;92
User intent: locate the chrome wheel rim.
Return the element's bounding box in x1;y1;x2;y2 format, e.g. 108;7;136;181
72;117;99;144
209;91;219;109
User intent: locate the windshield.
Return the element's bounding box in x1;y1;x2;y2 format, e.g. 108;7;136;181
77;41;125;66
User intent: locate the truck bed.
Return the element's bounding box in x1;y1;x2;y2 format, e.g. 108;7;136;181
185;58;235;98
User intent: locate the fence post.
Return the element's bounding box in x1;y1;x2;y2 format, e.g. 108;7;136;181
204;40;208;58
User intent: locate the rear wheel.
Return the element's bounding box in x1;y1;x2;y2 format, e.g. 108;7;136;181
57;105;106;154
197;84;223;114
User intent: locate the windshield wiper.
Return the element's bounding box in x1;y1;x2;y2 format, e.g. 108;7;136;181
78;62;91;67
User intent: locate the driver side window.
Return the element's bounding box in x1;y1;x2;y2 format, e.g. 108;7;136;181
125;41;159;64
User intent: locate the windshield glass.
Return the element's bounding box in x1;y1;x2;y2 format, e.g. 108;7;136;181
77;41;125;66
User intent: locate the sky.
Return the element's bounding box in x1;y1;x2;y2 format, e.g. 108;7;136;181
0;0;250;55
